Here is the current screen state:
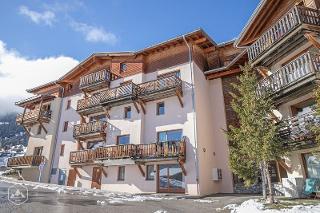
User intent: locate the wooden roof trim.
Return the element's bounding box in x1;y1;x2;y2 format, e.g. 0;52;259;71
206;68;241;80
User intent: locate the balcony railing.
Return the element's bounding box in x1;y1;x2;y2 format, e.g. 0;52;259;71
69;149;95;165
79;69;111;91
73;120;107;139
7;155;45;167
248;6;320;62
77;94;101;113
100;82;139;105
138;74;182;101
16;109;52;125
256;51;320;97
279;110;319;149
69;140;186;165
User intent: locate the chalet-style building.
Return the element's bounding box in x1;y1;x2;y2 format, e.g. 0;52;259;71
8;29;246;196
236;0;320;197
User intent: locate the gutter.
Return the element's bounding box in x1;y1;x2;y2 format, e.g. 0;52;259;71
182;35;200;196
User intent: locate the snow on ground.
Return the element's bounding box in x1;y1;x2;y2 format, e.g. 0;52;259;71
193;199;217;203
219;199;320;213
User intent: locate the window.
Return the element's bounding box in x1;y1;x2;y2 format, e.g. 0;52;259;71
158;130;182;142
60;144;65;156
124;106;131;119
146;165;155;180
117;135;130;145
33;146;43;156
90;114;107;122
157;102;165;115
66;100;71;110
63;121;68;132
118;166;125;181
37;125;42;135
120;63;127;72
303;153;320;178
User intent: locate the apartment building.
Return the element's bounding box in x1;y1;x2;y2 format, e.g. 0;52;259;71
236;0;320;196
8;29;246;196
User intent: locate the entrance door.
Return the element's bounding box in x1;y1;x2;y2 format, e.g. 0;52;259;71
91;167;102;189
67;169;76;187
158;164;185;193
58;169;66;185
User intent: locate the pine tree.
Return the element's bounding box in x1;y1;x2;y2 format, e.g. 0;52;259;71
227;63;286;204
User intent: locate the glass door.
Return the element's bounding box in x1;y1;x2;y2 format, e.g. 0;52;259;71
158;164;185;193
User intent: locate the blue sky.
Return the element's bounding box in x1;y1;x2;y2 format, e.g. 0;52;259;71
0;0;259;60
0;0;259;114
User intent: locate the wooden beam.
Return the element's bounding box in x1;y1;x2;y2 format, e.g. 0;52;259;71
138;100;146;114
103;106;111;119
80;115;86;124
305;33;320;49
133;101;140;114
21;106;27;124
77;140;84;150
22;126;30;136
277;159;292;174
101;166;108;177
39;121;47;134
137;164;145;177
178;160;187;176
206;68;241;80
204;46;215;53
194;37;207;44
74;167;82;178
176;90;184;108
256;66;271;78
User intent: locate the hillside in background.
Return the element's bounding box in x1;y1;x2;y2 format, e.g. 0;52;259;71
0;113;27;150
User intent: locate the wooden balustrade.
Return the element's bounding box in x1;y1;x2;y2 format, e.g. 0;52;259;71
73;120;107;139
77;94;101;112
256;51;320;96
69;140;186;165
7;155;45;167
138;75;182;97
100;82;139;104
16;108;52;125
69;149;95;164
79;69;111;90
248;6;320;62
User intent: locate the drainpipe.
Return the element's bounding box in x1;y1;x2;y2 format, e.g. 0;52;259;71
48;84;65;183
182;35;200;195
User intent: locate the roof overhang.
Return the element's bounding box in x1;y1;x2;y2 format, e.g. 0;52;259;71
15;94;55;107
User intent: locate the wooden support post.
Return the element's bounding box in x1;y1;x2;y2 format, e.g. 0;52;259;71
256;66;271;78
103;106;111;119
21;106;27;124
80;115;86;124
22;126;30;136
101;166;108;177
305;33;320;49
176;90;184;108
277;159;292;174
77;140;84;150
133;101;140;113
138;100;146;114
178;160;187;176
137;164;145;177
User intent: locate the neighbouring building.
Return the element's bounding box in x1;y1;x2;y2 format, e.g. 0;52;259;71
8;29;246;196
235;0;320;197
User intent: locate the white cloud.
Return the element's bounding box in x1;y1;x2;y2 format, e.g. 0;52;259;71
70;21;117;44
0;40;79;114
19;5;56;26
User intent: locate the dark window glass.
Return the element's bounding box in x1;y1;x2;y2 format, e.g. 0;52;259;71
37;125;42;135
158;130;182;142
63;121;68;132
120;63;127;72
60;144;65;156
66;100;71;110
117;135;130;145
124;106;131;119
118;166;125;181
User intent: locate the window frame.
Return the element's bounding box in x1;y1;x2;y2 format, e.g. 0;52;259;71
124;106;132;119
118;166;125;181
146;165;155;181
60;144;65;156
156;102;165;115
120;63;127;72
157;129;183;143
63;121;68;132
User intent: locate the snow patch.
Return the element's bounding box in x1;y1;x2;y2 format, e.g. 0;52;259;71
193;199;216;203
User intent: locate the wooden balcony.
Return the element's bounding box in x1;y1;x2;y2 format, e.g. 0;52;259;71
79;69;111;92
69;140;186;165
100;82;139;108
16;108;51;126
138;74;183;102
256;51;320;98
76;94;102;116
73;121;107;141
248;6;320;63
7;155;45;168
279;110;319;150
69;149;96;165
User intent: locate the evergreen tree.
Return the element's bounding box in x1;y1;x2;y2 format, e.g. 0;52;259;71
227;63;286;204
